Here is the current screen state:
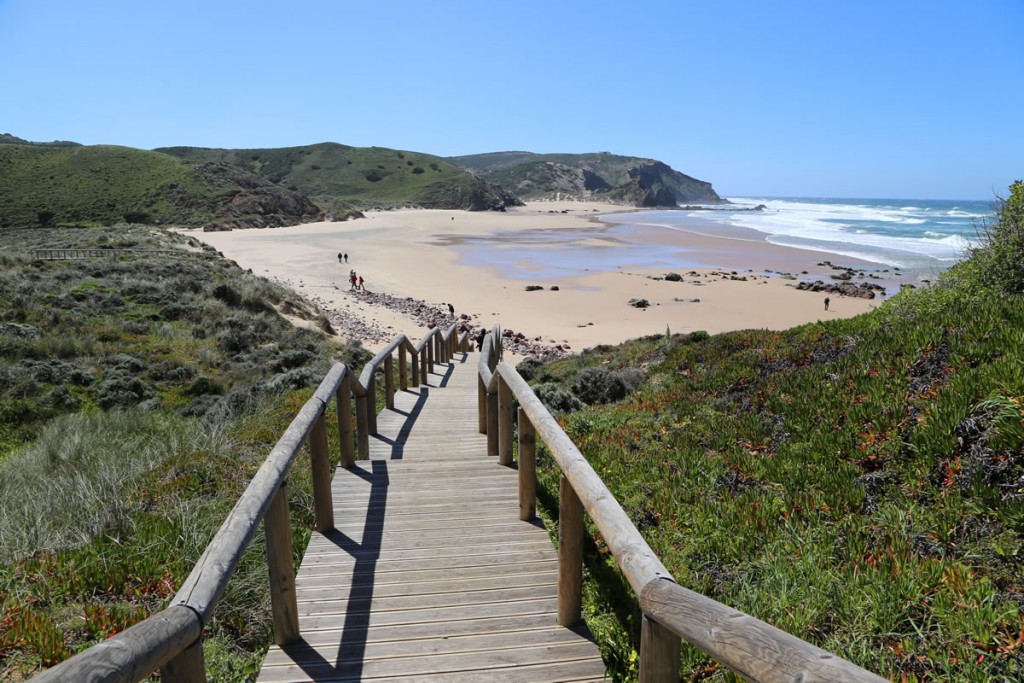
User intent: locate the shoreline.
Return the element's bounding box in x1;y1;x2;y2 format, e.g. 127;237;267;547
181;201;900;358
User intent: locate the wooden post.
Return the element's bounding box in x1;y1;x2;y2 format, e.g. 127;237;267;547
399;345;408;390
498;374;513;466
410;350;420;388
309;413;334;532
518;407;536;521
486;387;498;456
160;637;205;682
355;393;370;460
639;614;681;683
427;335;435;375
558;474;583;626
384;354;395;410
265;483;300;645
420;347;429;385
337;374;355;468
478;375;487;434
366;373;378;436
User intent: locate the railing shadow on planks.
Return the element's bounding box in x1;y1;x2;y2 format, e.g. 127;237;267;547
33;324;469;683
36;325;889;683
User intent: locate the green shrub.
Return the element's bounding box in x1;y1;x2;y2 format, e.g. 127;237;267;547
966;180;1024;293
94;374;157;410
533;382;583;415
212;283;242;307
516;357;546;382
573;366;627;405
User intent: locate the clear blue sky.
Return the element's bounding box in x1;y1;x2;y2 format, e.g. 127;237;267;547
2;0;1020;199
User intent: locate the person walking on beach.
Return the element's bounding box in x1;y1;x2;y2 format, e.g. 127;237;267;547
447;302;455;317
344;253;348;263
350;271;357;290
358;275;365;291
337;252;343;263
824;296;830;311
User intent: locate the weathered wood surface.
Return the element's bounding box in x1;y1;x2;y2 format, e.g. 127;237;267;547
257;352;607;682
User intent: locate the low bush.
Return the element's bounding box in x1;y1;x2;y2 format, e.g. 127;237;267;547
94;374;156;410
532;382;583;415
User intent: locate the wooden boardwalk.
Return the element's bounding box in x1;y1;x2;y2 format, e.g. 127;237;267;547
257;352;607;682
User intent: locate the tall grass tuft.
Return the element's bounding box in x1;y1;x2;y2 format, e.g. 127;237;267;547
0;410;224;565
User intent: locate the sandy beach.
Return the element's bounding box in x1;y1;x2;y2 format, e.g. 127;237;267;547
181;201;894;357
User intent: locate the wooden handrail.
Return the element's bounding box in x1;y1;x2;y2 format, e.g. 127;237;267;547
34;324;454;682
483;334;887;683
30;248;185;260
31;606;200;683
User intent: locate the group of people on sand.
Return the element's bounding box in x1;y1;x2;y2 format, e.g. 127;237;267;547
337;252;365;290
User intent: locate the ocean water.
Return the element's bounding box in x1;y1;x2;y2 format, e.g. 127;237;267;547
447;197;997;283
617;197;996;278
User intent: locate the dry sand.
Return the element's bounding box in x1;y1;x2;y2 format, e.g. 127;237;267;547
180;201;893;356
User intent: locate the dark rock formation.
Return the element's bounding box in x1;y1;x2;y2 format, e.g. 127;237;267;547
184;162;328;230
795;280;886;299
415;176;523;211
607;162;720;208
448;151;724;207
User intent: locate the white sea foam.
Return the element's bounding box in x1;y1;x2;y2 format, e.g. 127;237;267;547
685;197;987;269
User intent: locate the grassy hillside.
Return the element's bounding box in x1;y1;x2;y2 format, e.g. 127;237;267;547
0;143;330;230
520;184;1024;680
158;142;520;211
0;133;81;148
449;150;724;205
0;225;371;679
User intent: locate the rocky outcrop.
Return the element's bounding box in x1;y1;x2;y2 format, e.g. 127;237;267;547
449;152;724;207
414;176;523;211
182;162;330;230
606;162;720;207
795;280;886;299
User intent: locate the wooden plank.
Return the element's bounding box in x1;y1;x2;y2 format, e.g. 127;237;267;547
296;548;556;573
293;570;557;604
259;641;602;682
264;612;563;649
293;559;557;589
294;596;560;632
304;522;546;547
298;584;558;617
262;628;597;669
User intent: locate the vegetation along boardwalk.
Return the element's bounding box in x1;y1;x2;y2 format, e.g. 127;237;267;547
256;351;607;682
36;325;886;682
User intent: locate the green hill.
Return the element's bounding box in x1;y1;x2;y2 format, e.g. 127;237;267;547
449;151;724;206
0;143;333;230
157;142;521;212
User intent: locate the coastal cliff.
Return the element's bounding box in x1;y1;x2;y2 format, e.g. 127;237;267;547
449;151;724;207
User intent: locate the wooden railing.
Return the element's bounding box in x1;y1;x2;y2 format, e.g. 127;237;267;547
476;328;888;683
33;324;468;683
30;248;184;260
